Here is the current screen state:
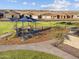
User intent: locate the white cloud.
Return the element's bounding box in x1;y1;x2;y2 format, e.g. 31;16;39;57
32;2;36;6
22;2;36;6
41;0;71;11
22;2;27;5
41;4;52;7
74;2;79;9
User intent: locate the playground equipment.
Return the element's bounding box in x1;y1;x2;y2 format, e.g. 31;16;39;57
10;16;51;41
10;16;38;41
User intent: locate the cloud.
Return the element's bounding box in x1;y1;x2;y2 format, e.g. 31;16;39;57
41;4;52;8
22;2;36;6
74;2;79;7
41;0;71;11
22;2;27;5
31;2;36;6
8;0;17;3
75;0;79;2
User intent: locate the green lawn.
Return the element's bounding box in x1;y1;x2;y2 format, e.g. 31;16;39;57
0;22;56;35
0;21;77;35
0;50;63;59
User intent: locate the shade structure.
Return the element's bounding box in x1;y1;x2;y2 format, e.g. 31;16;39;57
10;17;19;22
10;17;19;28
10;16;38;22
19;17;32;22
31;18;38;29
19;16;38;22
10;16;38;41
19;16;38;41
31;18;38;22
19;16;38;28
19;17;33;29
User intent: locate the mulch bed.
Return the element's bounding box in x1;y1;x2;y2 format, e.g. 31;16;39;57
0;29;53;45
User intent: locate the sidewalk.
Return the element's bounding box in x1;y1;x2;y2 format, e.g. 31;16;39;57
64;35;79;49
0;40;78;59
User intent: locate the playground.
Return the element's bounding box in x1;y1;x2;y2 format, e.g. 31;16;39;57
0;22;56;35
0;16;79;59
0;16;56;44
0;15;77;45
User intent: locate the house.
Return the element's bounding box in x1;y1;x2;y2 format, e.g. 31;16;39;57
16;10;79;20
73;14;79;19
0;12;4;18
25;12;40;19
41;13;53;20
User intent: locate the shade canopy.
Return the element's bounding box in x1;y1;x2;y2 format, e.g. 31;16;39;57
0;12;4;15
19;16;38;22
19;17;32;22
32;18;38;22
10;17;18;22
10;16;38;22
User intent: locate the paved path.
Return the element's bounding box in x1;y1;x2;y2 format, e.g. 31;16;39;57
64;35;79;49
0;40;78;59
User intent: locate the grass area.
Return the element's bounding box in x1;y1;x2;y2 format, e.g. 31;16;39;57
0;22;56;35
0;21;77;35
0;50;63;59
56;22;77;27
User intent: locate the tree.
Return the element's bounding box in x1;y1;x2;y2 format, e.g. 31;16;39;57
38;15;42;19
53;27;69;47
29;14;32;18
12;15;14;18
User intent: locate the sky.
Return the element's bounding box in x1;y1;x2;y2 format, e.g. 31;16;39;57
0;0;79;11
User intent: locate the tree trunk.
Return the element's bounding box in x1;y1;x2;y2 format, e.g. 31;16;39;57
54;38;64;47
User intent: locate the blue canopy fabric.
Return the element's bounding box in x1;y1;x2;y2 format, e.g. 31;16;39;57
10;16;38;22
19;17;33;22
0;12;4;15
10;17;18;22
31;18;38;22
25;16;38;22
19;16;38;22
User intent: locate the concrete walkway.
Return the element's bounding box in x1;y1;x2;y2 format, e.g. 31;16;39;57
64;35;79;49
0;40;78;59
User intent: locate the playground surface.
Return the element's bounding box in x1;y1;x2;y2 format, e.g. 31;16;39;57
0;28;53;45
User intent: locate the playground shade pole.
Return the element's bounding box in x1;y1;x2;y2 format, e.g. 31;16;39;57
16;21;17;29
21;21;24;41
34;22;36;29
